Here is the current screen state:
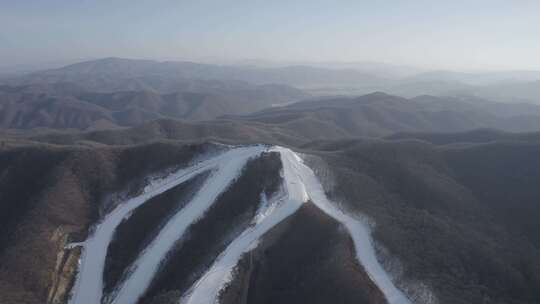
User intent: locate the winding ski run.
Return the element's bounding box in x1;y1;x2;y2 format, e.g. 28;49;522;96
68;145;411;304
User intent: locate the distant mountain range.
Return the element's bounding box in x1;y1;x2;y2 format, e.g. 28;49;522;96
2;57;540;134
0;81;307;129
3;57;386;91
4;79;540;139
3;57;540;104
224;92;540;138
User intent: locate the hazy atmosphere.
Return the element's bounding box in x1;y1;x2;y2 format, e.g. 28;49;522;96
3;2;540;304
2;0;540;71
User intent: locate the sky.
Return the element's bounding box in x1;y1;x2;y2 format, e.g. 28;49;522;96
1;0;540;71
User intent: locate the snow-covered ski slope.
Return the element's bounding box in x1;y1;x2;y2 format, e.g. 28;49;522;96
69;145;266;304
68;145;411;304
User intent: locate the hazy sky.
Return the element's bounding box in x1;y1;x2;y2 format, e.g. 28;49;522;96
2;0;540;71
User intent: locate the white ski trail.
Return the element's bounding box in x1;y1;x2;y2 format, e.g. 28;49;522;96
181;147;308;304
286;148;412;304
110;146;265;304
69;146;262;304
